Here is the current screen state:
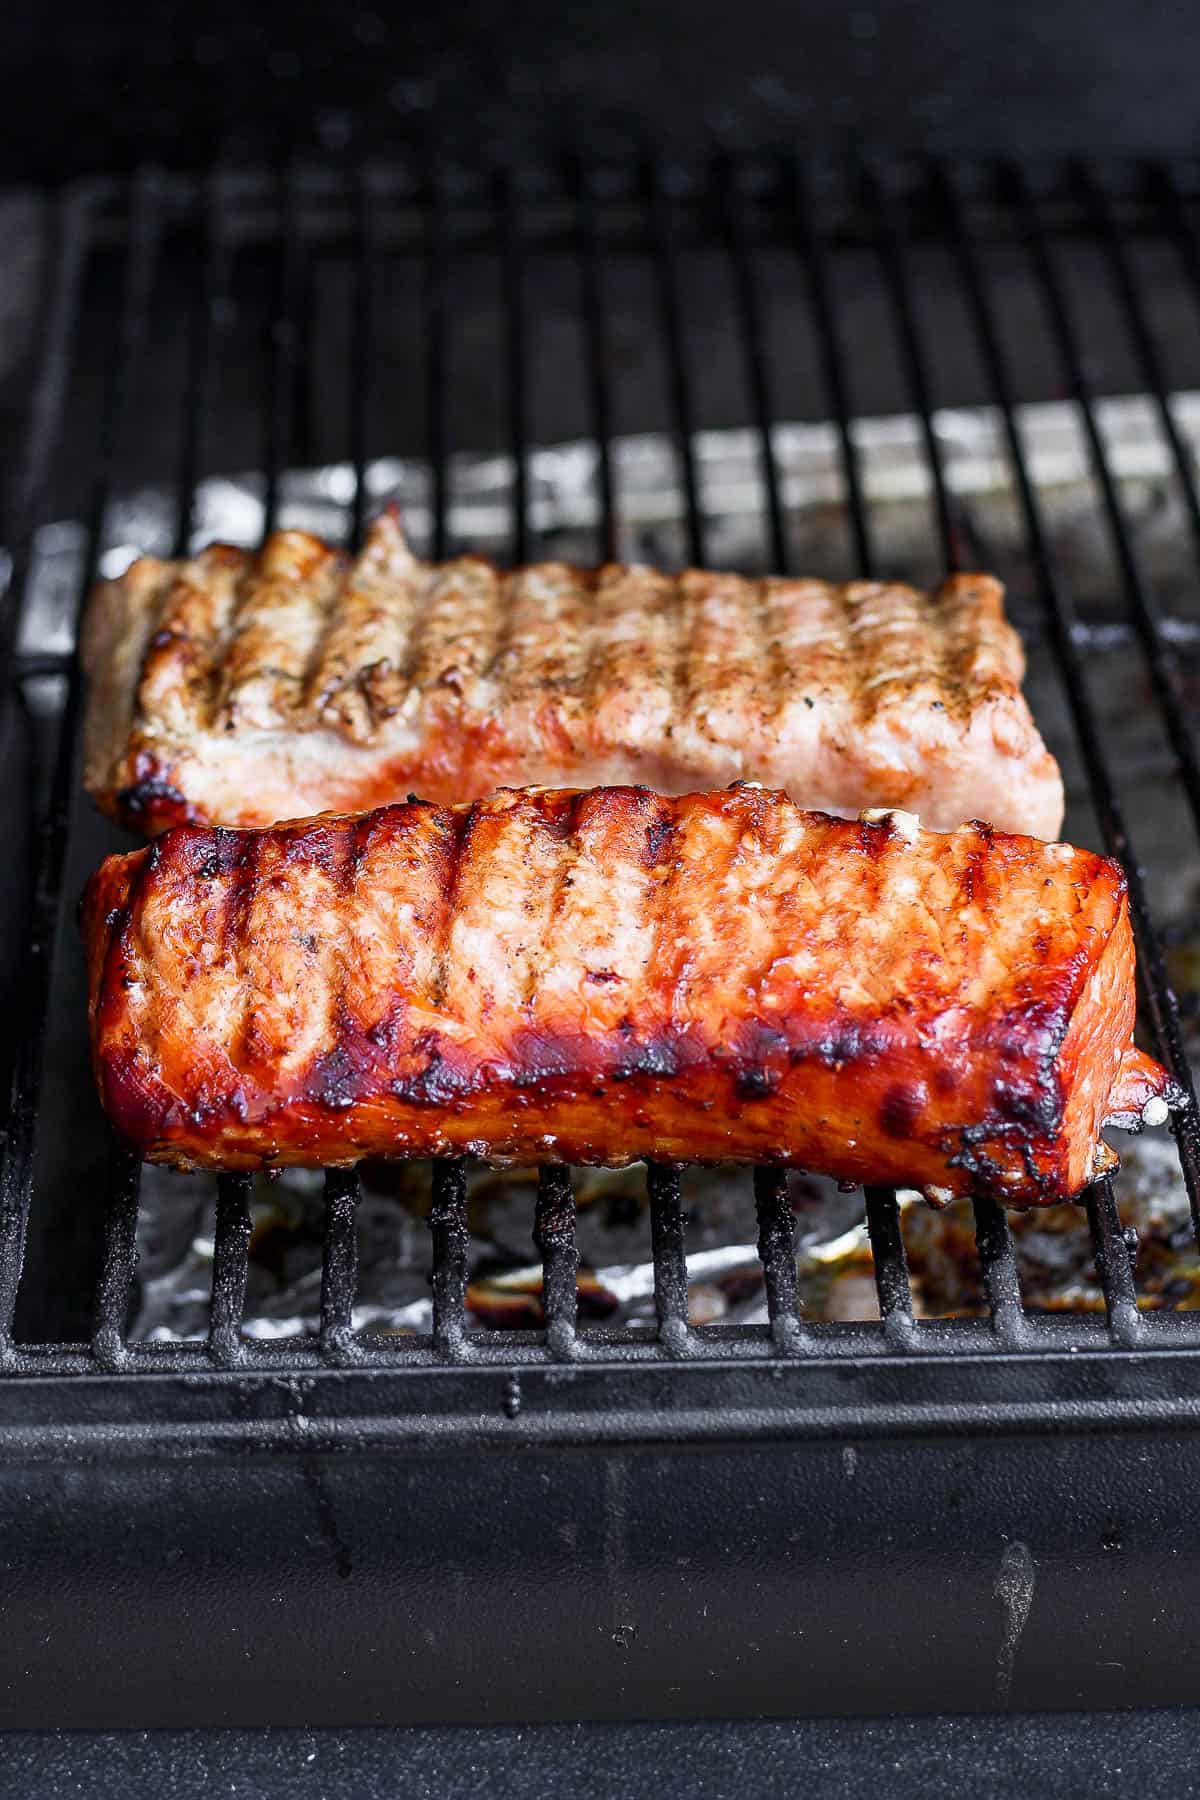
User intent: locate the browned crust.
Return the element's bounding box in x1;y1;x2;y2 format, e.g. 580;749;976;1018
79;786;1169;1201
81;508;1065;838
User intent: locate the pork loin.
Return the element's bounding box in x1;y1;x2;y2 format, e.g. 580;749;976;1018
80;785;1170;1202
82;509;1064;837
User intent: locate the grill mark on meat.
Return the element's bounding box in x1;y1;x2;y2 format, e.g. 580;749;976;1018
742;576;771;764
577;561;602;738
458;790;573;1023
582;564;672;768
521;791;585;1014
106;834;160;1010
642;796;705;1047
301;823;365;1109
678;570;758;765
577;562;611;744
846;581;922;721
935;578;974;723
492;563;597;771
430;800;475;1009
636;794;685;1081
134;550;245;739
226;830;268;1072
758;578;791;748
215;534;344;729
533;788;661;1062
494;563;590;703
833;580;861;724
670;569;697;757
406;557;502;704
480;566;521;692
303;508;422;738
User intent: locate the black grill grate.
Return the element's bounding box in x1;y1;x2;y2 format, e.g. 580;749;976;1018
4;155;1200;1392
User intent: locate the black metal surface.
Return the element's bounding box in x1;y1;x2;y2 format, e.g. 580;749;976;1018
3;1418;1200;1727
4;154;1200;1728
6;1709;1200;1800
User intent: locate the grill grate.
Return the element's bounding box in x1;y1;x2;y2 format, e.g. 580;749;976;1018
4;154;1200;1394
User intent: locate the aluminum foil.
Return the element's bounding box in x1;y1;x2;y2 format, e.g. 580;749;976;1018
18;397;1199;1339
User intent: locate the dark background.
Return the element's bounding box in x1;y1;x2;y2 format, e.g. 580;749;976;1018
4;0;1200;183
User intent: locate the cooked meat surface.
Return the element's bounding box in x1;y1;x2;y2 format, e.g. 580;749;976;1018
81;785;1170;1202
82;509;1064;837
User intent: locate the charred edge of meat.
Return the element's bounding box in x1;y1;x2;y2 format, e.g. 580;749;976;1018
97;1002;1074;1181
116;775;199;833
944;1120;1059;1205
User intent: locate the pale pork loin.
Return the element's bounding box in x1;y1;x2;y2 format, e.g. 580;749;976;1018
82;508;1064;836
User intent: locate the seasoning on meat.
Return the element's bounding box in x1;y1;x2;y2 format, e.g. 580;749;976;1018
80;784;1174;1203
82;508;1064;837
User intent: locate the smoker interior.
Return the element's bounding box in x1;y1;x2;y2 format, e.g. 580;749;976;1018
4;155;1200;1728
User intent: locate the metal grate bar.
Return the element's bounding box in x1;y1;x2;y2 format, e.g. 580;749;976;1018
171;171;233;558
418;170;470;1328
862;163;958;572
0;185;96;1344
1086;1176;1142;1347
641;163;704;1355
646;159;705;565
261;164;304;537
805;165;935;1339
720;159;814;1305
573;156;618;561
720;158;788;572
1;188;94;660
319;1168;360;1359
1009;162;1200;837
859;161;1030;1341
938;160;1200;1240
864;1187;915;1345
786;156;875;576
500;167;530;566
971;1195;1026;1345
423;165;450;558
646;1163;690;1354
753;1168;803;1353
347;165;377;554
90;1145;142;1368
1151;162;1200;402
0;174;160;1357
534;1167;579;1356
1088;163;1200;571
208;1173;253;1364
429;1158;470;1355
204;165;311;1350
